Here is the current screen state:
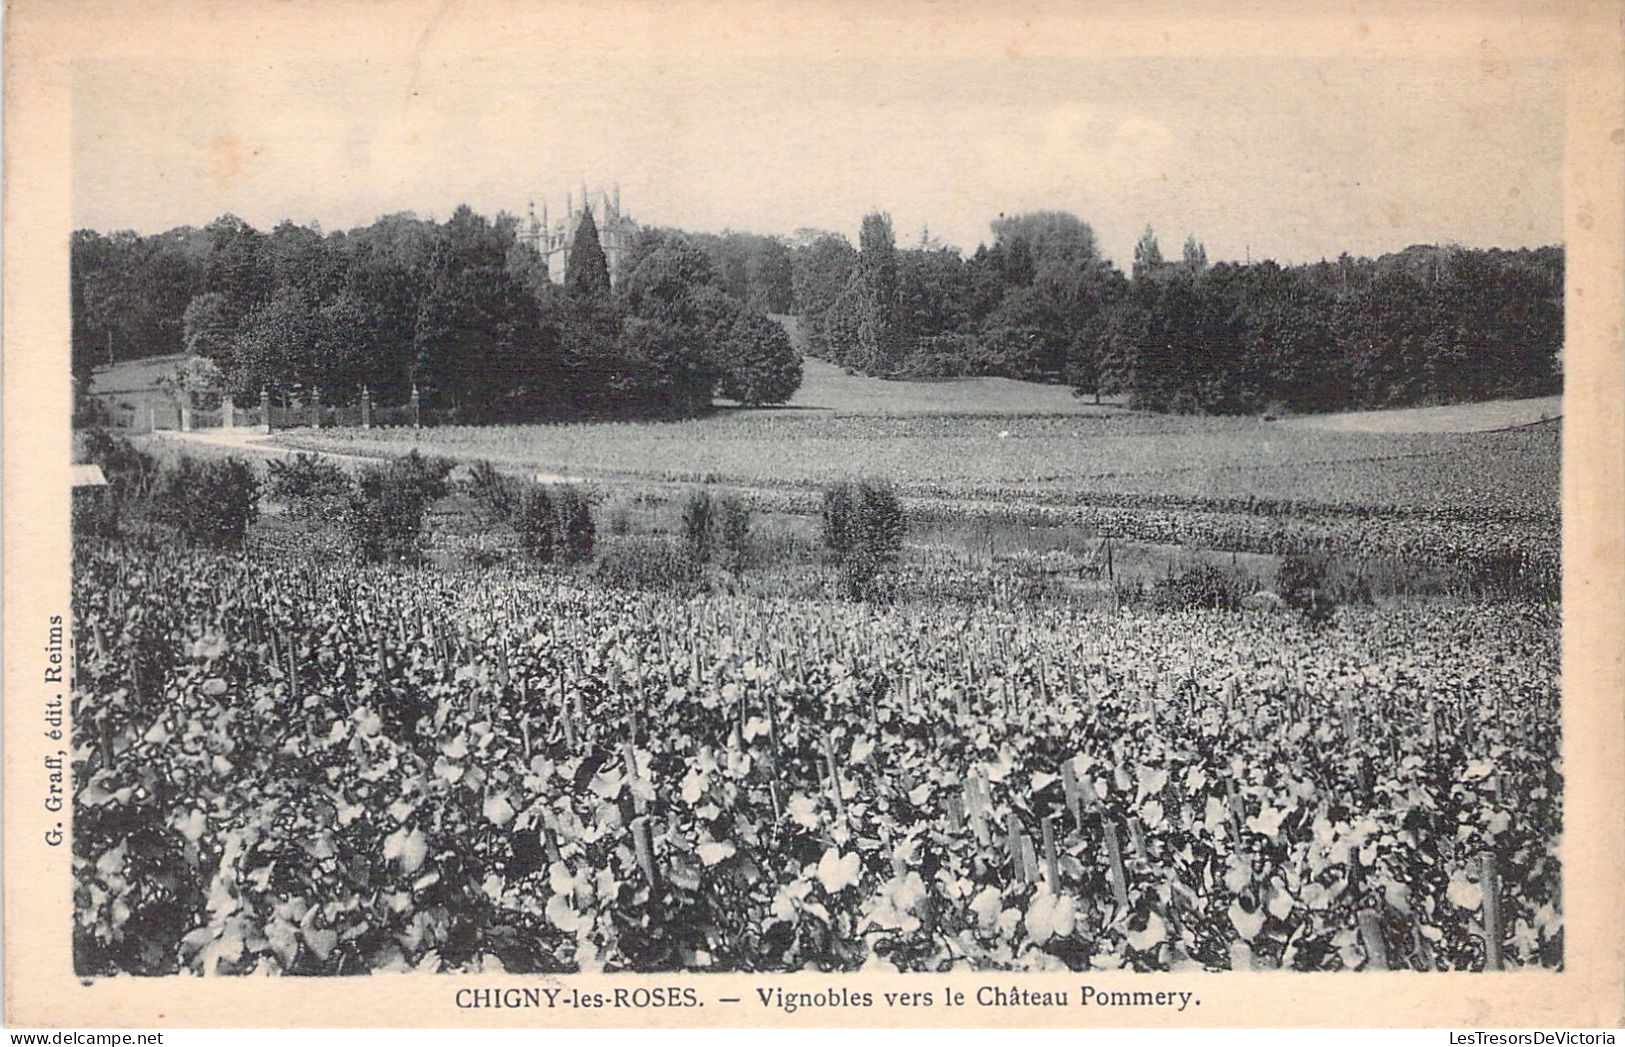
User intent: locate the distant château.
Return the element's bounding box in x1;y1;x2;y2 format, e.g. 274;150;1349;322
519;183;638;286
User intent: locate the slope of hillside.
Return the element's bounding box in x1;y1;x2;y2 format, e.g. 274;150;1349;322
735;356;1126;417
1280;395;1561;434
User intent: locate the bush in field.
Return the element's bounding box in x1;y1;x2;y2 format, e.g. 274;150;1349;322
595;535;701;593
606;500;634;536
344;451;454;563
1145;561;1245;611
553;487;596;564
266;453;351;517
74;430;169;540
716;493;752;570
679;488;716;564
678;488;753;570
1278;551;1336;625
515;483;597;565
156;455;261;550
464;459;521;526
79;429;162;500
822;479;906;599
515;485;558;563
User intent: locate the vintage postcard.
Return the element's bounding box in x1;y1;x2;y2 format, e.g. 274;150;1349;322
4;0;1622;1031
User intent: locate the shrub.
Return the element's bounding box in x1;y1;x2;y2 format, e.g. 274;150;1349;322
391;450;455;503
606;500;634;536
1145;561;1245;612
343;451;454;563
78;428;161;501
74;429;161;539
679;488;716;564
156;455;261;549
266;453;351;517
553;486;596;564
595;535;701;593
821;479;906;599
514;483;596;565
515;485;557;563
1277;551;1336;624
716;493;752;570
464;459;521;526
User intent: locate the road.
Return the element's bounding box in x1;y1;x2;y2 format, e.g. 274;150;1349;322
146;427;586;483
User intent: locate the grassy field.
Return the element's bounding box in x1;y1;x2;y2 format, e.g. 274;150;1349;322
269;388;1559;520
729;357;1130;417
1281;394;1561;434
245;364;1559;600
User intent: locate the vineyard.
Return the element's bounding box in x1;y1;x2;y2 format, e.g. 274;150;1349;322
269;413;1560;594
72;537;1561;975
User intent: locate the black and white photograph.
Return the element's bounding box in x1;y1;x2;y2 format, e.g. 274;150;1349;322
9;0;1622;1030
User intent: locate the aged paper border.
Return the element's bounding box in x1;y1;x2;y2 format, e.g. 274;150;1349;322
5;0;1622;1029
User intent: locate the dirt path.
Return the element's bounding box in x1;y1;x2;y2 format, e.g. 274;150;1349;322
150;427;589;483
145;427;384;466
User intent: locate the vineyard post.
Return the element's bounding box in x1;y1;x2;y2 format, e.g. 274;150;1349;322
1223;778;1246;850
1102;816;1131;915
966;778;991;847
98;710;114;770
1005;813;1022;883
631;815;659;887
1357;909;1389;970
1480;851;1503;971
823;732;848;829
1019;833;1040;885
623;737;646;815
763;688;784;823
541;818;563;865
559;683;577;750
1061;760;1084;832
282;629;299;703
1040;814;1060;890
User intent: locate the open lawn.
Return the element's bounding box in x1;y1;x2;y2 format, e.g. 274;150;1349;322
1279;394;1562;434
726;356;1129;417
268;407;1559;521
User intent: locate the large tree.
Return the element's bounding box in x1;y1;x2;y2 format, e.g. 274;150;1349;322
181;292;235;361
1132;226;1164;279
565;208;612;302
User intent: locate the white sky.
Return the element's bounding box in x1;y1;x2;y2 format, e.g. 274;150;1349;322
71;10;1563;267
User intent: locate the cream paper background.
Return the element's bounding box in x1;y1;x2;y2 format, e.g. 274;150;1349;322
4;0;1621;1029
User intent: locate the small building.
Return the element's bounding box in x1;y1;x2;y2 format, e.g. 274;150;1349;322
84;353;227;431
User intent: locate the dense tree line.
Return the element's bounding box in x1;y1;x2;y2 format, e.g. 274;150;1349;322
72;208;802;421
792;216;1563;413
74;203;1560;418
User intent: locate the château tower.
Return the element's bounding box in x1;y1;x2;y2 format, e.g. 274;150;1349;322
520;182;636;286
